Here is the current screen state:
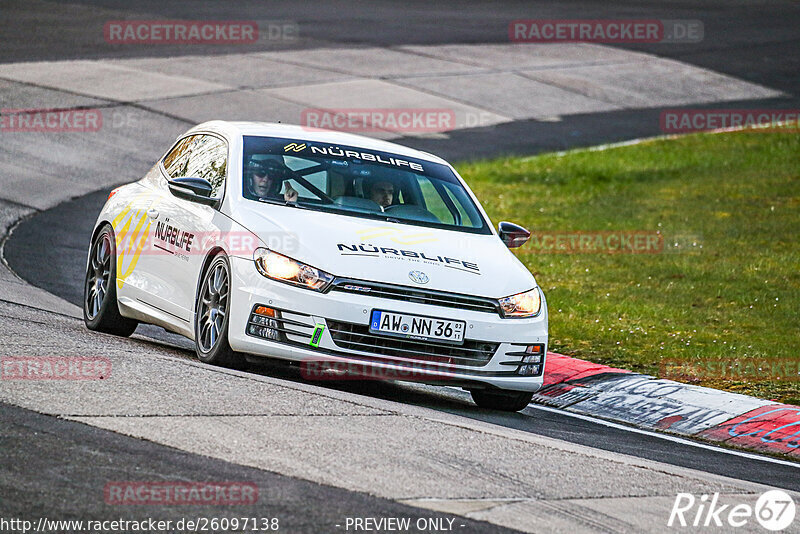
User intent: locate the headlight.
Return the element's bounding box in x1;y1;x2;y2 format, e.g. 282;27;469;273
498;287;542;318
253;248;334;291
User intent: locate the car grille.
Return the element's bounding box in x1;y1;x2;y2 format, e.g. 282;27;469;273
327;320;498;367
330;278;499;315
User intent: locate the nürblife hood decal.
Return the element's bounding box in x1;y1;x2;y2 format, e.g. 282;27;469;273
336;242;480;274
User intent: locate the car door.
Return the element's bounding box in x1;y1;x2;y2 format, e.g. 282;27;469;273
153;133;231;327
133;134;228;332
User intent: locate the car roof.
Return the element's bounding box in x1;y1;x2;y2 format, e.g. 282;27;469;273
185;120;449;166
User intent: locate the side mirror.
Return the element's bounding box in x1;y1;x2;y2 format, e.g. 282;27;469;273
498;221;531;248
168;177;217;207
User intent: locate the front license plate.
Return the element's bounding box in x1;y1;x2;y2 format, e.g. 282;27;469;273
369;310;465;345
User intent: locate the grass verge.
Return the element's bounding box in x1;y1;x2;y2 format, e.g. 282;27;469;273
458;129;800;404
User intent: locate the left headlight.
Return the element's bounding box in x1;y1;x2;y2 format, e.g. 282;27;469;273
498;287;542;318
253;248;334;292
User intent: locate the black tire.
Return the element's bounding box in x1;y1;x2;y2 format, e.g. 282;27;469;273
83;224;139;336
194;253;244;369
470;389;534;412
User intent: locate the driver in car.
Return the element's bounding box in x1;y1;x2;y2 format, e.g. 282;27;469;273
367;179;396;211
246;159;298;202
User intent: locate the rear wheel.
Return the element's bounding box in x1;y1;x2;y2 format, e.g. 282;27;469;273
470;389;534;412
83;224;138;336
194;254;244;369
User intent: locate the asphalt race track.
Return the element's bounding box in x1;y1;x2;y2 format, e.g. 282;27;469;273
1;1;799;533
6;186;800;493
1;403;516;533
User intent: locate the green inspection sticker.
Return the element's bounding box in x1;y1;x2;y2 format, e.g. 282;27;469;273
310;324;325;347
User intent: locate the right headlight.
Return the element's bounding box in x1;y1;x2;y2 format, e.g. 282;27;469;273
253;248;334;292
498;287;542;318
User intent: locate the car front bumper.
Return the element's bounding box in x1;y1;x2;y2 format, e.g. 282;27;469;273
226;256;548;392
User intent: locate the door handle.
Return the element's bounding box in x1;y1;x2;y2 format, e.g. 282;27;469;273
146;208;159;219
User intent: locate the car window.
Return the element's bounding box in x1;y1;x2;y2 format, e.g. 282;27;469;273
443;182;483;227
241;136;491;235
163;134;228;198
163;136;196;178
417;175;455;225
284;156;329;199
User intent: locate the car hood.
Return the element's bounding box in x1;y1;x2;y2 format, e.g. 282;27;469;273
236;203;536;298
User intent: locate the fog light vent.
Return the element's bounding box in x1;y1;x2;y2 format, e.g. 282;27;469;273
247;305;280;340
517;344;545;376
519;364;540;376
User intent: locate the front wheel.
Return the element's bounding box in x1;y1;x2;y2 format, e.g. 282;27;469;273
194;254;244;369
83;224;138;336
470;389;533;412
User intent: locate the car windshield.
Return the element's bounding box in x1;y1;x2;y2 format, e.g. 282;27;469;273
242;136;491;234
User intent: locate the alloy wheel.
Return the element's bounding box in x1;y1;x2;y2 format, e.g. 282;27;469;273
198;262;229;352
86;233;112;320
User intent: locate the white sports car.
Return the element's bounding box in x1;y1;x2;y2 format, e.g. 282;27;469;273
84;121;548;411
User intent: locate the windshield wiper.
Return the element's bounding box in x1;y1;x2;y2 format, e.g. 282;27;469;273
256;197;308;209
257;198;404;222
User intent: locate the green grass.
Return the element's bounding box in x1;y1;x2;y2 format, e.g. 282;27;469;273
457;130;800;404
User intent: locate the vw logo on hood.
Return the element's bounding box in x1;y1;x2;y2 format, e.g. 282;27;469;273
408;270;429;284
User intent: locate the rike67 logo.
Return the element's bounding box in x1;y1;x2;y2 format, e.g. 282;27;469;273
669;490;795;531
